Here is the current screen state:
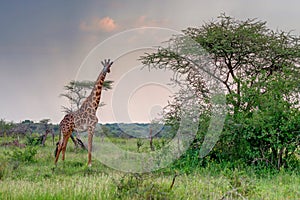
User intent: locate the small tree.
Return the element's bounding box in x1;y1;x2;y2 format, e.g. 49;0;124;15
60;80;113;113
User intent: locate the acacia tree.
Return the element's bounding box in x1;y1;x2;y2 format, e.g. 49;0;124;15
141;14;300;169
60;80;113;113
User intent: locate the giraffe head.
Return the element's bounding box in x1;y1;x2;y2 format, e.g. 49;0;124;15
101;59;113;73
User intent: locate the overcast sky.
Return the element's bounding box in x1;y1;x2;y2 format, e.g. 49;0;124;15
0;0;299;124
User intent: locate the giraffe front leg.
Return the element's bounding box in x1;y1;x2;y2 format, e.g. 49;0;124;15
87;127;94;167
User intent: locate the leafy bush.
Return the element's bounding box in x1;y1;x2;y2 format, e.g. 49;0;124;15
222;168;258;199
113;173;173;200
136;139;143;152
26;133;42;146
4;146;38;163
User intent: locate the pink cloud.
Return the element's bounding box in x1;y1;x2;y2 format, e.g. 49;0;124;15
80;17;118;32
80;16;169;33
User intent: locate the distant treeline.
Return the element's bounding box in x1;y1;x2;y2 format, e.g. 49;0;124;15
0;119;173;139
100;123;174;138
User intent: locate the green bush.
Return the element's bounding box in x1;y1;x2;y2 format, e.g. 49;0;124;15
26;133;42;146
113;173;173;200
4;146;38;163
222;168;258;199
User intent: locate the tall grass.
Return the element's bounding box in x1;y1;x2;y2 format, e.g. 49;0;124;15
0;136;299;199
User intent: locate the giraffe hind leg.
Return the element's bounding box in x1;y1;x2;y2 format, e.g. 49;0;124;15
54;141;63;165
54;128;63;164
61;135;70;161
54;133;70;165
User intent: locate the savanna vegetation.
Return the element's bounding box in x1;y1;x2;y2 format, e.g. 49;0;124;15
0;14;299;199
0;135;299;199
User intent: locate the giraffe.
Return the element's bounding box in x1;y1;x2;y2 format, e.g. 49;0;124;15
55;59;113;167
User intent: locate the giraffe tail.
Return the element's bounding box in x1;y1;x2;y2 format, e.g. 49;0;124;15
54;128;62;157
54;141;59;157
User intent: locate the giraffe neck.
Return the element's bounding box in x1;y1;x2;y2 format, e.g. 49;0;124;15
89;70;107;111
78;68;108;114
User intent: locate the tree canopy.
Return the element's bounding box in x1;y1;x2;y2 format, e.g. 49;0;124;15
141;14;300;169
60;80;113;113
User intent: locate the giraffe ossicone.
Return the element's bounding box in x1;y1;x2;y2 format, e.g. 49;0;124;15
54;59;113;167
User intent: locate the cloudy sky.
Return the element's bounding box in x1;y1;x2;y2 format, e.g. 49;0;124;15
0;0;299;124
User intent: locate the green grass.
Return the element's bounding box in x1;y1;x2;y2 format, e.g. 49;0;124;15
0;136;299;200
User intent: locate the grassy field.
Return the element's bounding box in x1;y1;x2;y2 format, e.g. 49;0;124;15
0;136;299;200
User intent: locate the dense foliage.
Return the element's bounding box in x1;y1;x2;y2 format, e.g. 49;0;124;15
141;14;300;170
